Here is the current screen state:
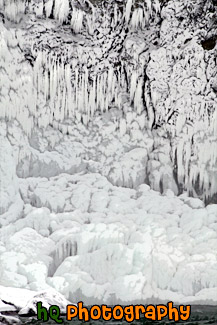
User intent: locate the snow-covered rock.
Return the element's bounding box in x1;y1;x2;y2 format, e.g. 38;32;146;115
0;285;73;317
18;290;70;315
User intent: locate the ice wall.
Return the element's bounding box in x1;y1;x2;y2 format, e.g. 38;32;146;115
0;1;216;198
0;125;19;215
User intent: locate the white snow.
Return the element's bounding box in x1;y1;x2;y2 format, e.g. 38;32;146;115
0;285;72;317
0;300;16;312
0;286;36;309
18;290;70;315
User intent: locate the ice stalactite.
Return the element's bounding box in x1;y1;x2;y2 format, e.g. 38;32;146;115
0;0;161;32
145;34;217;201
0;19;148;133
50;0;91;33
182;135;217;203
125;0;133;24
129;66;147;116
170;113;216;199
0;0;87;33
71;7;85;33
0;24;35;135
0;0;26;22
53;0;70;23
171;119;217;201
1;0;151;130
125;0;161;30
31;50;127;128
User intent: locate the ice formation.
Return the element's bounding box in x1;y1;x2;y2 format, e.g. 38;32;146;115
0;0;216;200
0;118;217;305
0;0;217;309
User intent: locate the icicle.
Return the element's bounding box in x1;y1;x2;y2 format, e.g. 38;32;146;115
113;4;118;28
131;8;144;30
1;0;26;22
71;8;84;33
34;1;44;17
86;5;96;36
61;85;66;121
134;77;144;115
130;70;138;102
176;140;185;183
153;0;161;14
65;64;72;118
90;75;96;117
54;0;70;23
45;0;53;17
184;141;191;186
74;66;79;111
125;0;133;24
83;66;89;116
212;109;217;137
145;0;152;16
144;9;150;26
107;67;114;101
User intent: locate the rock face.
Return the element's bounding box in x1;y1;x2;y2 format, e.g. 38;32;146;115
0;0;217;199
0;0;217;307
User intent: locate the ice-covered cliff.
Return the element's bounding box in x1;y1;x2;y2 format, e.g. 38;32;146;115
0;0;217;200
0;0;217;306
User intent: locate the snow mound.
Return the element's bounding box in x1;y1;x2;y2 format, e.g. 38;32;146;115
18;290;71;315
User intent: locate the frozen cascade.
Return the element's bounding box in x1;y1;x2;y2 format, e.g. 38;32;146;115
71;8;85;33
0;0;160;133
0;0;217;201
0;0;161;34
33;52;124;124
0;2;217;307
129;0;161;30
0;29;147;131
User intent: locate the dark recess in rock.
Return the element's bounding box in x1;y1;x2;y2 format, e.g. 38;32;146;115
201;36;217;50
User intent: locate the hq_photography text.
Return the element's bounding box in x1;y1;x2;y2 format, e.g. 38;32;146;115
37;301;191;323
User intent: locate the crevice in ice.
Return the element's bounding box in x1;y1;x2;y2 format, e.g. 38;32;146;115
48;239;78;277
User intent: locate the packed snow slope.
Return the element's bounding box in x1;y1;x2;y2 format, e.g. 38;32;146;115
0;0;217;306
